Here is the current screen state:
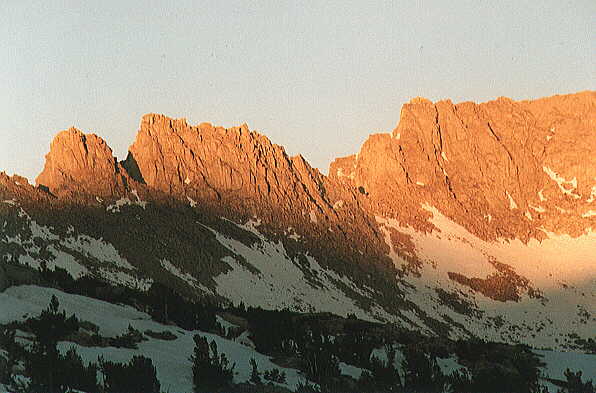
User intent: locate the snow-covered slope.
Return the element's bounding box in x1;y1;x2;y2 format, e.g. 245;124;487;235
0;203;151;290
0;285;311;393
209;222;393;322
0;200;392;324
1;285;593;393
536;349;596;383
377;205;595;350
2;197;594;351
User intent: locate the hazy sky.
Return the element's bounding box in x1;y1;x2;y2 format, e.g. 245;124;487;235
1;1;594;182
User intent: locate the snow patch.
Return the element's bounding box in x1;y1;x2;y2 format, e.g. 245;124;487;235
98;268;153;291
587;185;596;203
437;355;467;375
237;217;262;236
538;189;547;202
339;362;366;379
235;330;255;349
542;166;581;199
216;315;239;335
47;246;89;279
130;190;147;208
285;227;301;241
506;191;518;209
160;258;212;294
107;191;147;213
336;168;355;180
62;235;134;270
187;196;197;207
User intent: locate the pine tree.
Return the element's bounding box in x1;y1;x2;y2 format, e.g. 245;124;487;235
25;294;79;393
100;355;160;393
264;367;287;384
23;296;100;393
249;358;262;385
60;347;98;393
0;329;19;385
301;330;341;390
190;335;235;392
557;369;595;393
402;345;445;393
359;345;402;392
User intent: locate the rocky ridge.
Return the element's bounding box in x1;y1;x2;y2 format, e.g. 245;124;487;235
35;113;395;280
23;91;596;291
32;92;596;246
330;91;596;241
1;91;595;349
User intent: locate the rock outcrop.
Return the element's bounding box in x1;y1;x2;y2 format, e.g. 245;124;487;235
330;91;596;240
36;128;129;198
123;114;390;272
125;114;327;209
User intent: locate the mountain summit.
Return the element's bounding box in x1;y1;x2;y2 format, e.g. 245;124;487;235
35;127;130;198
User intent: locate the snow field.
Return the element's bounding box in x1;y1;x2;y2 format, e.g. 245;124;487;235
0;285;310;392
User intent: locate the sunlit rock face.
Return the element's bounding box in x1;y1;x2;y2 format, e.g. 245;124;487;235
36;127;130;199
125;113;333;217
122;113;390;274
1;91;593;350
331;91;596;241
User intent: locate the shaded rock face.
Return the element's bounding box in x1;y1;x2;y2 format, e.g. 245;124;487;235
36;128;129;198
331;91;596;240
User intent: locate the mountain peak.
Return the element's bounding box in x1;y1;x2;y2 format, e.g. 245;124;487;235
125;114;326;212
36;127;128;198
409;97;433;105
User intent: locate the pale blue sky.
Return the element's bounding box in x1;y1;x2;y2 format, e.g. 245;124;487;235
1;1;594;182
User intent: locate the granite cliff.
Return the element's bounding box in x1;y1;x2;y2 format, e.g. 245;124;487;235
330;91;596;240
